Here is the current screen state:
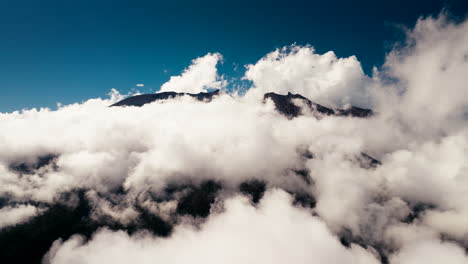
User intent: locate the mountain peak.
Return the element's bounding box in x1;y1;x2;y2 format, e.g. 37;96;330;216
110;89;220;107
263;92;372;118
110;90;372;119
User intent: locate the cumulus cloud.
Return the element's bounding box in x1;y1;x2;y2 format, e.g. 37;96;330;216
244;45;371;108
1;11;468;264
372;14;468;140
159;53;226;93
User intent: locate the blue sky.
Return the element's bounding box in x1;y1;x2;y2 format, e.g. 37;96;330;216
1;0;467;112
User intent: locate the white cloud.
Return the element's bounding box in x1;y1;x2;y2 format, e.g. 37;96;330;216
0;205;42;229
390;240;468;264
373;14;468;140
159;53;226;93
44;190;380;264
244;45;370;108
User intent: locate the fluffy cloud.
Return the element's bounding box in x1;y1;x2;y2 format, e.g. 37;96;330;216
0;205;41;228
159;53;226;93
373;15;468;140
44;190;380;264
244;45;371;108
390;240;468;264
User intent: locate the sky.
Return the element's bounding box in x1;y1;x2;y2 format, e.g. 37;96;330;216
0;0;467;112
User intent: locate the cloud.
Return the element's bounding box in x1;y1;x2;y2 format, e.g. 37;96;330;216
0;205;42;228
44;190;380;264
371;15;468;140
390;240;468;264
159;53;226;93
244;45;371;108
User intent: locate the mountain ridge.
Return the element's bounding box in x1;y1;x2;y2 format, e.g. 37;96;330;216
111;90;373;118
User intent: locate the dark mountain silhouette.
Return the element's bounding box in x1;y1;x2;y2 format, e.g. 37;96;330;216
110;90;220;107
9;154;58;175
264;92;372;118
111;90;372;119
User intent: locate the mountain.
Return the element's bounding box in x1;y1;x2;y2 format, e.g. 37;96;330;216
110;90;220;107
111;90;373;119
263;92;372;118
